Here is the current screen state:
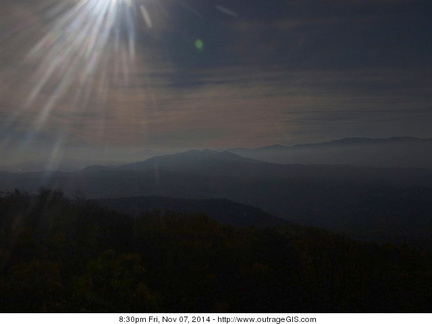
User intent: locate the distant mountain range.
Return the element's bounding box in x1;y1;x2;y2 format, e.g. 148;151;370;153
2;137;430;172
295;136;432;147
1;148;431;246
118;149;262;174
229;137;432;169
0;148;170;173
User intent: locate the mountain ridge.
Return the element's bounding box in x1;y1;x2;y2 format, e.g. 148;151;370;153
231;136;432;151
118;149;267;174
94;196;289;228
229;136;432;169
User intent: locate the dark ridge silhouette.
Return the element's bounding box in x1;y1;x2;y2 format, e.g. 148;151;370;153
116;149;432;183
94;196;289;228
118;149;263;173
1;189;431;312
1;151;432;246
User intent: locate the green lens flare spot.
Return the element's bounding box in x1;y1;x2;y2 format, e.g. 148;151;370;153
195;39;204;51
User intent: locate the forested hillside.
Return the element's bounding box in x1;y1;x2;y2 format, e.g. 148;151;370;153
1;189;431;312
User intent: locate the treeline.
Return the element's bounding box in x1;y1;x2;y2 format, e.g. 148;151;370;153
0;189;431;312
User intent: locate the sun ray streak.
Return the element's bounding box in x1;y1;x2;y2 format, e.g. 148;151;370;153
19;0;137;131
215;5;238;18
8;0;236;156
140;5;153;28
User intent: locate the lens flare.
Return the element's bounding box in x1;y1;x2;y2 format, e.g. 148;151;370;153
22;0;139;125
195;39;204;52
5;0;239;171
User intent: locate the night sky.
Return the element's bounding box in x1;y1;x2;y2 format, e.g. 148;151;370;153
1;0;431;165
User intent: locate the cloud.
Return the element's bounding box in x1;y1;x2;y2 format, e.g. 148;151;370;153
0;0;431;154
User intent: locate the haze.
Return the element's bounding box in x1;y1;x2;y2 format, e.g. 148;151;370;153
1;0;431;170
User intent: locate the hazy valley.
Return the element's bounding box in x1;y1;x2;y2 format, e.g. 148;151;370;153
1;137;431;247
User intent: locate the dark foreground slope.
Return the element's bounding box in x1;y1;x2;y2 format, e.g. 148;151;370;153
1;190;431;312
